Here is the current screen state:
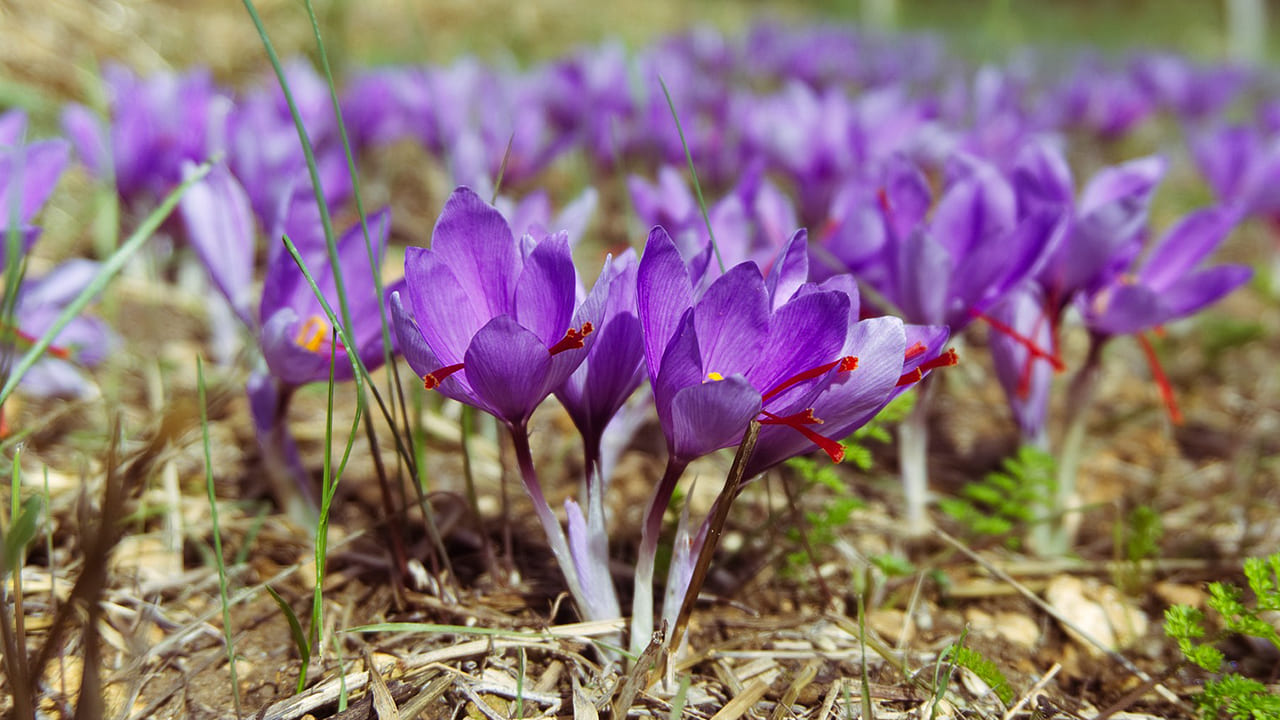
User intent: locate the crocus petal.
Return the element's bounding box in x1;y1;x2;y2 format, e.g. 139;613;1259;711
764;228;809;310
19;358;93;399
431;186;522;318
1160;265;1253;319
987;287;1054;439
668;375;762;463
748;289;850;406
17;259;100;310
894;229;953;326
463;314;555;424
404;247;487;366
652;309;704;427
0;139;69;225
931;161;1016;260
179;162;256;322
693;262;770;380
60;104;109;179
515;232;577;347
1137;207;1234;291
1078;155;1167;218
637;225;695;379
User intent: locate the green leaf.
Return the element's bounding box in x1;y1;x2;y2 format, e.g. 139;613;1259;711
2;495;43;579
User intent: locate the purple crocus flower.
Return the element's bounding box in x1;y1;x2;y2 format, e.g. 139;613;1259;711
61;64;227;205
1083;207;1251;340
4;260;116;400
391;186;617;622
985;144;1168;441
391;187;595;427
986;285;1057;445
1190;124;1280;219
180;163;399;519
1;111;70;265
632;225;948;648
553;249;645;477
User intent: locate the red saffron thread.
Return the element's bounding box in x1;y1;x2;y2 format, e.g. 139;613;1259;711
1136;333;1183;425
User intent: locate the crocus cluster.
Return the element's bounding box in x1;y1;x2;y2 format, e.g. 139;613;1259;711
25;21;1263;648
1;111;114;403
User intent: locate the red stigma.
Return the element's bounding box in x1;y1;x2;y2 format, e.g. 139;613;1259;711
1137;333;1183;425
3;324;73;360
896;347;959;387
904;342;926;361
971;309;1064;372
548;321;594;356
761;355;858;403
760;409;845;463
876;187;893;217
423;362;466;390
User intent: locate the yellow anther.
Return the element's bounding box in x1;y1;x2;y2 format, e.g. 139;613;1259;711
294;315;330;353
706;371;724;382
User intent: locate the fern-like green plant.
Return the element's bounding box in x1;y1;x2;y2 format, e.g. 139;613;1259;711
1164;551;1280;719
778;394;915;579
938;444;1055;549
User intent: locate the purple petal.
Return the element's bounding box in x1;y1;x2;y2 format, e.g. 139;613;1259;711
748;289;850;407
764;228;809;310
515;233;578;347
431;186;521;318
693;262;770;381
404;247;488;367
987;287;1054;439
637;226;695;380
179;163;256;321
1137;207;1234;291
463;314;555;424
668;375;762;463
894;229;953;326
1161;265;1253;319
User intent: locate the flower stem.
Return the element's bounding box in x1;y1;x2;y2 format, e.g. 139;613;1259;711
631;458;687;655
1034;334;1104;557
508;422;593;619
899;373;935;536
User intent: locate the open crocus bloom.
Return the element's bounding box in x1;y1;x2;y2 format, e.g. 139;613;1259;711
392;186;597;427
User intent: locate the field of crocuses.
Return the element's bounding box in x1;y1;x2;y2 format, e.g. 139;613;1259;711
3;1;1279;718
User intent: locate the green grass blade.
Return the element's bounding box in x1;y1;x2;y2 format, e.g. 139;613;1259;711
265;584;312;693
658;76;724;275
0;162;211;408
198;356;242;716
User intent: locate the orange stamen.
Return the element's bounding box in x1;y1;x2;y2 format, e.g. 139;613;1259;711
761;355;857;403
1136;333;1182;425
294;315;345;354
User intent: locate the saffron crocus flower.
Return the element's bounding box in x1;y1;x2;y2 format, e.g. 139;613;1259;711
61;64;227;205
1190;124;1280;219
819;153;1057;533
1083;207;1251;340
984;145;1168;444
632;225;948;650
391;186;618;623
180;163;399;521
4;260;116;399
554;249;645;478
1;111;69;266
